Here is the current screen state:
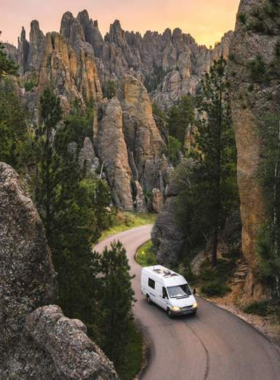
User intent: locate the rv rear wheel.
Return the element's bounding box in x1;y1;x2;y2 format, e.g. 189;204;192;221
147;295;152;304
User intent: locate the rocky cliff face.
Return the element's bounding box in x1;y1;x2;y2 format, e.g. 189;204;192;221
2;10;233;211
0;162;118;379
5;9;233;111
228;0;275;298
94;75;169;212
10;14;102;113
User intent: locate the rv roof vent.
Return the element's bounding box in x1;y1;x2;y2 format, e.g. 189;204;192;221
163;270;172;276
171;273;178;277
153;268;162;274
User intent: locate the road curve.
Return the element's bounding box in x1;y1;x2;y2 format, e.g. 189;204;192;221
94;225;280;380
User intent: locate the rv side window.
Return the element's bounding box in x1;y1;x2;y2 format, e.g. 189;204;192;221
162;287;168;299
148;278;155;289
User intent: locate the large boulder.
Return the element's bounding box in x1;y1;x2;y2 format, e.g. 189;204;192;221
0;163;56;353
0;163;118;379
25;306;117;380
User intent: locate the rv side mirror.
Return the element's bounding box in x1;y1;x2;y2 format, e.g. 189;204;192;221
193;288;196;295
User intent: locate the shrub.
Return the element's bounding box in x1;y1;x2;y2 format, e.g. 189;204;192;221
24;78;37;92
201;281;231;297
244;301;273;317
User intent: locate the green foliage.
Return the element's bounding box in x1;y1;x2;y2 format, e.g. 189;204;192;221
94;242;136;372
0;79;28;167
118;321;144;380
165;136;182;165
64;99;94;149
238;13;247;25
24;77;37;92
256;226;280;289
193;255;237;297
136;240;157;266
175;58;238;268
244;300;280;318
167;95;195;145
144;66;167;92
255;114;280;297
201;281;231;297
103;80;117;99
29;88;112;333
152;103;166;120
0;33;17;79
243;0;280;83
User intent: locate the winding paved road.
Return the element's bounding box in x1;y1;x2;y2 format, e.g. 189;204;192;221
94;225;280;380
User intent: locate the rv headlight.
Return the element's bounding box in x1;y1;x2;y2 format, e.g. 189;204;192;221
193;302;198;309
171;306;181;312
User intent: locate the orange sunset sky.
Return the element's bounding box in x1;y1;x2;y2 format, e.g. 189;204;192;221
0;0;240;47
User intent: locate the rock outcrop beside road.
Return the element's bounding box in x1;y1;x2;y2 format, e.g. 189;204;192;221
228;0;277;299
0;162;118;380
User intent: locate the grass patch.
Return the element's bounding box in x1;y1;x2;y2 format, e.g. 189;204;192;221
99;211;156;242
244;300;280;318
118;320;144;380
136;240;157;267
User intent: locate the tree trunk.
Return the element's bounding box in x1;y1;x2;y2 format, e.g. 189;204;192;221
212;227;218;267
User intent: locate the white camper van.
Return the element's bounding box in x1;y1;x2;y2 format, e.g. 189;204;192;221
141;265;198;318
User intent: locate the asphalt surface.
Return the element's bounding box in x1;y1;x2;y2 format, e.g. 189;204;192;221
94;225;280;380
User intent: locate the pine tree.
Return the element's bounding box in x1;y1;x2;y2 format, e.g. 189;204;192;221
195;57;238;267
32;88;112;331
167;95;195;146
34;87;62;239
95;242;135;371
257;114;280;298
175;58;238;267
0;80;28;167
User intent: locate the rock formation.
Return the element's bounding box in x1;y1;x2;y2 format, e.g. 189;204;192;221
118;75;166;189
151;164;186;264
79;137;100;176
0;162;118;379
4;9;233;112
2;9;234;211
94;97;134;211
228;0;275;298
94;76;168;212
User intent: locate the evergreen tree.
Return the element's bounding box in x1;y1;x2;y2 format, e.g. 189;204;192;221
257;114;280;298
167;95;195;146
65;99;95;149
0;32;17;79
95;242;135;372
194;57;238;267
176;58;238;267
0;35;24;167
32;88;112;332
0;80;28;167
103;80;117;99
34;87;62;239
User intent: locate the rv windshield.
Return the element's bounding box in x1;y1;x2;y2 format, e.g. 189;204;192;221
167;284;192;299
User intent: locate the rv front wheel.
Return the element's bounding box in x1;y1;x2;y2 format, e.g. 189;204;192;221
167;309;174;319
